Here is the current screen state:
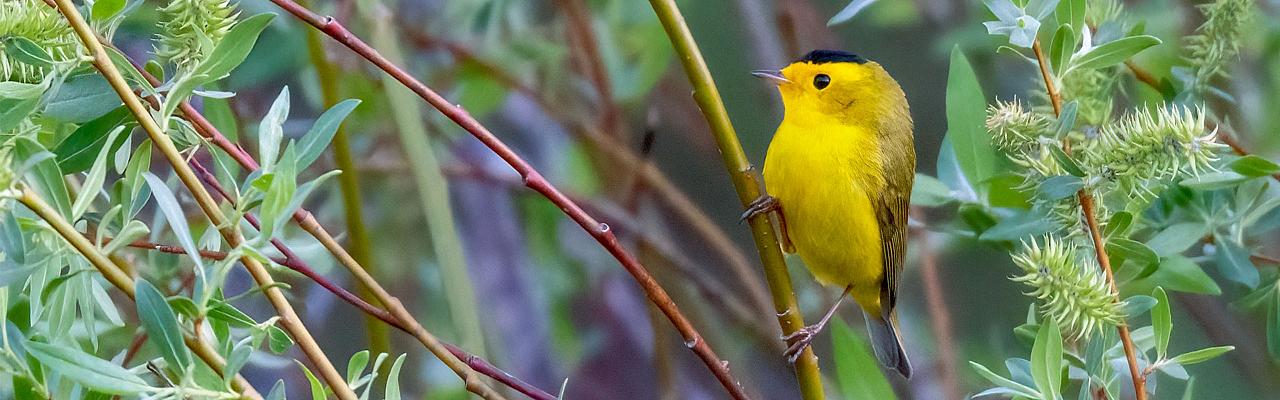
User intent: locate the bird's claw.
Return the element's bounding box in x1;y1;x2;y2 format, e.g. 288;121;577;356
740;195;779;223
781;324;820;363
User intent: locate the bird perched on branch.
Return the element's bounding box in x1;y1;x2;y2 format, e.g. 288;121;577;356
746;49;914;379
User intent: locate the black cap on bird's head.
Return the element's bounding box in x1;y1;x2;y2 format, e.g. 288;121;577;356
795;49;868;65
752;49;871;85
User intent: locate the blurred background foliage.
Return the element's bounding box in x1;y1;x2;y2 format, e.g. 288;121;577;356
3;0;1280;399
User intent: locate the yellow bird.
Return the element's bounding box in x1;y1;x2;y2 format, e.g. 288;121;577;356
746;50;914;378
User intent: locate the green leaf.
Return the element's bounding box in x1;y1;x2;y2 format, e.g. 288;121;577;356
384;354;407;400
1037;175;1083;200
911;174;954;206
268;325;293;354
3;37;54;67
1215;240;1260;288
15;137;71;217
296;99;360;170
296;361;327;400
194;13;278;80
54;107;132;174
1048;144;1085;177
1054;100;1078;138
135;280;193;373
25;341;150;395
946;47;997;195
1107;238;1159;278
1130;255;1221;295
258;87;290;171
71;126;126;220
1049;24;1077;76
43;74;122;123
1055;0;1085;34
1169;346;1234;365
1031;319;1063;400
1179;171;1248;190
827;0;877;26
143;173;205;269
980;208;1055;241
1152;287;1171;360
1145;222;1208;256
0;78;48;131
833;319;896;400
1072;35;1161;70
346;350;370;383
1228;156;1280;177
1104;211;1133;237
266;380;287;400
970;361;1041;399
92;0;126;20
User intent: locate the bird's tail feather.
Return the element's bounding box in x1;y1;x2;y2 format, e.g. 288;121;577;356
864;310;912;379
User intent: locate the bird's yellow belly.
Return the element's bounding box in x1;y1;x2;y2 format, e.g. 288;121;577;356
766;162;884;310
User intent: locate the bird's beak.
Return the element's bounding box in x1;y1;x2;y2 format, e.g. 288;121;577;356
751;69;789;85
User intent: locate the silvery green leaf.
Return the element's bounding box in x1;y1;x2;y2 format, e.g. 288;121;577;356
143;173;204;270
72;126;126;220
1158;361;1189;379
43;74;121;123
1025;0;1060;19
971;361;1042;398
102;220;149;255
1152;287;1171;359
258;87;291;171
1169;346;1234;365
984;0;1021;21
827;0;877;26
1010;16;1041;48
296;99;361;170
384;354;407;400
193;89;236;99
25;341;151;395
135;279;193;373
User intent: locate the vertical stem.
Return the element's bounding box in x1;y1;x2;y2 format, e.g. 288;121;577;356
360;0;489;361
913;213;961;400
296;0;389;356
17;188;261;400
1031;37;1146;400
49;2;358;398
554;0;622;136
644;1;824;399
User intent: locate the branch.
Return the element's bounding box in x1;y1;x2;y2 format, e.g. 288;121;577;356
266;1;749;397
49;2;357;398
553;0;623;136
295;0;388;356
1032;37;1146;400
17;188;261;400
644;1;823;399
401;28;774;319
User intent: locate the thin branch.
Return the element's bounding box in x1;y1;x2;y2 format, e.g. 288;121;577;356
1032;37;1146;400
644;1;823;399
913;211;961;400
49;2;357;398
266;1;749;397
1125;60;1161;90
17;188;261;400
553;0;623;136
401;28;774;319
296;0;388;356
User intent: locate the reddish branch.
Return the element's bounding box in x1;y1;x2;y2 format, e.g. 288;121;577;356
265;2;747;397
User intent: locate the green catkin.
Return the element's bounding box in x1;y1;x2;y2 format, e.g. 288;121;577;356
156;0;239;72
1083;106;1222;200
1184;0;1253;94
1011;236;1125;341
0;0;79;83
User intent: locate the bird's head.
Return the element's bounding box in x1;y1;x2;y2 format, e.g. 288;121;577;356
753;50;905;124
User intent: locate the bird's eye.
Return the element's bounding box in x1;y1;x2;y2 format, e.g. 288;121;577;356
813;74;831;90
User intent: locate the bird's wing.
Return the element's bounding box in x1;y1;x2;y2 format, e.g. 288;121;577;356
876;137;914;317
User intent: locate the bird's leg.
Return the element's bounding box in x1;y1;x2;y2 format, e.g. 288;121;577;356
740;195;795;252
782;285;853;363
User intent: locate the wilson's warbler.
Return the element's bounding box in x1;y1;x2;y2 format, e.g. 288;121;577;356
747;50;914;378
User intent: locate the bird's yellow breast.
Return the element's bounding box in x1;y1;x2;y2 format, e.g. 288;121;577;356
763;112;886;311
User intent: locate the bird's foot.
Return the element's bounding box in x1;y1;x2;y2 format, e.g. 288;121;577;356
740;195;779;223
781;324;821;363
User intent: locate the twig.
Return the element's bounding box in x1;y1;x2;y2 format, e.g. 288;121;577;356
267;1;749;397
401;28;774;319
1124;60;1161;91
644;1;822;399
49;2;358;398
913;211;961;400
296;0;388;356
1032;37;1146;400
553;0;623;136
17;188;261;400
